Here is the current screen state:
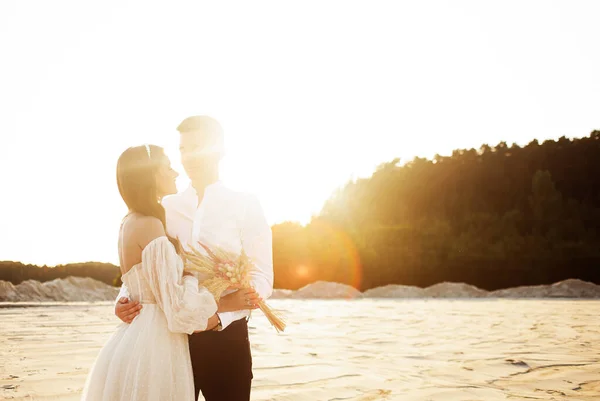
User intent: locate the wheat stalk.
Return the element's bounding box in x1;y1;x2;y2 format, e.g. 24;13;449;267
183;241;286;332
258;301;286;333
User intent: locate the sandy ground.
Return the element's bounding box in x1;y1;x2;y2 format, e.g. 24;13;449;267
1;299;599;401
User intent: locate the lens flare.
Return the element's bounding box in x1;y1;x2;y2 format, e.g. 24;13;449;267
309;219;363;292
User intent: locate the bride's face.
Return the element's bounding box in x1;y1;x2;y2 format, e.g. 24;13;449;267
155;157;178;198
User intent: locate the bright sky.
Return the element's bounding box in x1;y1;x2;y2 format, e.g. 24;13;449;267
1;1;598;265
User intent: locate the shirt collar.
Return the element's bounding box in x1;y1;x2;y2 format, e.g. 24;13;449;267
183;180;223;199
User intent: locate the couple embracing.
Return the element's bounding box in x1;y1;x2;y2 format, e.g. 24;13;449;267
81;116;273;401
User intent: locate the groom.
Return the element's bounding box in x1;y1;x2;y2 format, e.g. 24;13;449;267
114;115;274;401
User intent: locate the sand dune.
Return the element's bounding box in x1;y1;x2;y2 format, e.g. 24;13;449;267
290;280;362;299
362;284;425;298
1;277;599;303
0;277;119;302
280;278;600;299
424;282;488;298
490;279;600;298
1;299;599;400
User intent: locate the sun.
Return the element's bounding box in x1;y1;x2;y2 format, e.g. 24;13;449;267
295;265;310;278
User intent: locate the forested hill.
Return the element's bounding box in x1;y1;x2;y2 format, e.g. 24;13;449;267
0;261;120;286
272;131;600;291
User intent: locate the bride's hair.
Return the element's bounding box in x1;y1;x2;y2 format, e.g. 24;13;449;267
116;144;180;251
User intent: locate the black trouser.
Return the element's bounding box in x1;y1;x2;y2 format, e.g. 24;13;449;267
188;319;253;401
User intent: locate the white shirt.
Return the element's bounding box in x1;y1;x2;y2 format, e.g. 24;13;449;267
116;181;274;330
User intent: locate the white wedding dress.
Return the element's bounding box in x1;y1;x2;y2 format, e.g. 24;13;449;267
81;236;217;401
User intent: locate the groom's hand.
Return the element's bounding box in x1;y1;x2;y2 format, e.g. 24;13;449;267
115;297;142;323
217;288;261;313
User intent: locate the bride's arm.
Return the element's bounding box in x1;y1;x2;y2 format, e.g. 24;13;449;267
181;271;220;332
194;314;220;333
143;219;218;334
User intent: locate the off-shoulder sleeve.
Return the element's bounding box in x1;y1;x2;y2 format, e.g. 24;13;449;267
142;236;217;334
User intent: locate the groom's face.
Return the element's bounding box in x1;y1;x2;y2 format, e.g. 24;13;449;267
179;130;219;181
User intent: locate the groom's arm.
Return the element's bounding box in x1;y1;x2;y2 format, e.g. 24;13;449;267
242;194;274;300
217;194;274;330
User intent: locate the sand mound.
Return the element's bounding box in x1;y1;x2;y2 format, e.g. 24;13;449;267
424;282;488;298
362;284;425;298
0;277;119;302
268;279;600;299
0;280;18;300
364;280;600;299
2;277;599;302
270;289;295;299
361;282;487;298
490;279;600;298
291;281;362;299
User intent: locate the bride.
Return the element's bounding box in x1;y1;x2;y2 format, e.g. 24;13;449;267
81;144;219;401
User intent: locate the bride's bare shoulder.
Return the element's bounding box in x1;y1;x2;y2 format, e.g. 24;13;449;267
128;215;166;249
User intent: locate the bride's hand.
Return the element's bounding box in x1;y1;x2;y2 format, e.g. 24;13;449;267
218;287;261;313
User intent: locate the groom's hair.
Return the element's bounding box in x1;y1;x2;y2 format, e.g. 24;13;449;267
177;115;223;136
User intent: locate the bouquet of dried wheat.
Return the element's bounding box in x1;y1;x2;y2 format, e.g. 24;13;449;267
182;242;286;333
